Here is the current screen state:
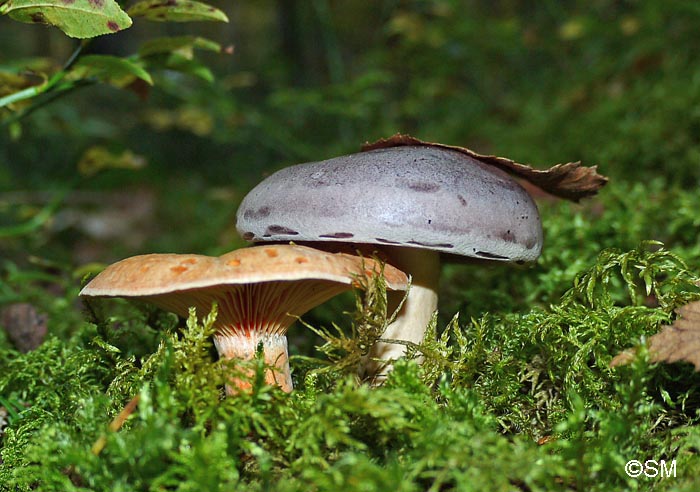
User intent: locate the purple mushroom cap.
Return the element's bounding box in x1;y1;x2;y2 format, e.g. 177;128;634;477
236;146;543;263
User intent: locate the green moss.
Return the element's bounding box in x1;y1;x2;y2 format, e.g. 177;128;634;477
2;237;700;490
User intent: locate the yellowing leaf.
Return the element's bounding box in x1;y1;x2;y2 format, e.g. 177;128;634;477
77;146;147;176
0;71;43;98
127;0;228;23
611;298;700;370
143;106;213;136
559;19;585;41
0;0;132;39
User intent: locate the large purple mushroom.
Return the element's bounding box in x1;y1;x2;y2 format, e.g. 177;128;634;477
236;145;543;380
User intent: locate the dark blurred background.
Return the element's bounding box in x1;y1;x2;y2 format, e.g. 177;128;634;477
2;0;699;341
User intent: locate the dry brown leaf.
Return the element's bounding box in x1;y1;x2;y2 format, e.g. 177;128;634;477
610;299;700;370
362;133;608;202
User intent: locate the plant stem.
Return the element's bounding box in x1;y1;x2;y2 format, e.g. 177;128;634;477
91;394;141;455
62;40;88;71
0;40;90;125
1;79;95;127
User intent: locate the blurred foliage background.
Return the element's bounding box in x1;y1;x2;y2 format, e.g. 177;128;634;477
2;0;700;337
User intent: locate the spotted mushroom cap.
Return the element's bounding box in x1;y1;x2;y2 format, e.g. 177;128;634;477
80;243;409;350
236;146;543;263
80;244;409;299
81;244;409;394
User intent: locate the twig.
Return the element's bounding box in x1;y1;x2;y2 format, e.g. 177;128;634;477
1;40;92;126
91;394;140;456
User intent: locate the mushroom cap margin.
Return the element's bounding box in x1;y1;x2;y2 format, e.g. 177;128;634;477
79;244;409;297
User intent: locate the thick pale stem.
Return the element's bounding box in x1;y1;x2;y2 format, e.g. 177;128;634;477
213;332;293;394
146;279;351;395
361;247;440;382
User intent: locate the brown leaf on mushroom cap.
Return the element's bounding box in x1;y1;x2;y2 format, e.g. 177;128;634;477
610;299;700;370
362;133;608;202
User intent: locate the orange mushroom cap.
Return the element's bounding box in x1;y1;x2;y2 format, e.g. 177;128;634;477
80;244;408;393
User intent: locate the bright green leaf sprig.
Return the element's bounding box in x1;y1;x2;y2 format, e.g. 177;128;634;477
0;0;132;38
0;0;227;38
0;0;229;132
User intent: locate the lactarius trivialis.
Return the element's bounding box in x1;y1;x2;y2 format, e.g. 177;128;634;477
236;134;607;380
80;244;408;393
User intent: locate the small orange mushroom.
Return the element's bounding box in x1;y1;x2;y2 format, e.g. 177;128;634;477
80;244;408;394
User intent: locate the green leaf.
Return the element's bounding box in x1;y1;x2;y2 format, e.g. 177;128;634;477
138;35;222;59
157;53;215;82
0;0;132;39
68;55;153;88
127;0;228;23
